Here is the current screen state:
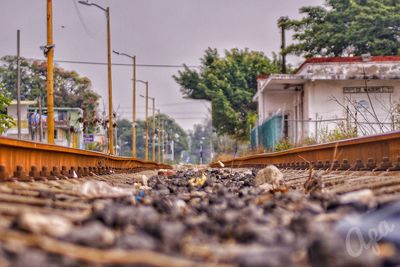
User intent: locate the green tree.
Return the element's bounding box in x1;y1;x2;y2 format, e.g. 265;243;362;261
116;114;189;162
174;48;281;141
282;0;400;57
0;83;15;134
0;56;100;132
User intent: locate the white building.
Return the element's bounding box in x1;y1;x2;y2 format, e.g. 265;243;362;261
253;56;400;149
4;100;37;140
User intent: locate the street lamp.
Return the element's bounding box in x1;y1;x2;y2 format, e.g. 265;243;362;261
140;94;155;161
113;50;137;158
78;0;115;155
136;80;149;160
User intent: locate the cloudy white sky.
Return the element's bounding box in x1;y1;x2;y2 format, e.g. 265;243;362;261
0;0;323;130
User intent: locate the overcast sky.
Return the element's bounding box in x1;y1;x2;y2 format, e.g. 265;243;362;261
0;0;323;131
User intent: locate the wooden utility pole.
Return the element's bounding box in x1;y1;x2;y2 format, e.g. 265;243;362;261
132;56;136;158
112;50;136;157
77;1;114;153
145;82;149;161
157;109;161;163
106;7;114;155
150;97;155;161
16;30;21;139
161;122;165;163
46;0;55;144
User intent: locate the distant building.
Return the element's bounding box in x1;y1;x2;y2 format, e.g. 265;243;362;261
5;100;37;140
28;107;84;148
252;56;400;150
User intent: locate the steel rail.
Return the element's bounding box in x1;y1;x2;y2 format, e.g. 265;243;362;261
0;136;171;181
211;131;400;170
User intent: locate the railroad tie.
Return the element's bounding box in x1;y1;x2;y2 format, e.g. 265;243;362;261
68;167;78;178
350;159;365;171
29;166;46;181
13;165;33;181
375;157;393;171
77;167;84;178
332;160;340;170
339;159;351;171
60;166;69;179
40;166;50;180
323;160;331;170
0;165;9;180
361;158;376;171
83;167;89;176
315;161;324;170
388;156;400;171
50;167;60;180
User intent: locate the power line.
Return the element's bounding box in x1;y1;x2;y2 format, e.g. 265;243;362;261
118;118;207;121
120;102;209;108
118;110;207;114
53;59;200;69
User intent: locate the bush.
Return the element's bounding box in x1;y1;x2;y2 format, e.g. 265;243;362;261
274;139;293;152
0;89;15;134
319;122;357;143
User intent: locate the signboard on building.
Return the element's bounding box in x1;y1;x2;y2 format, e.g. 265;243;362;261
343;86;394;94
83;134;94;144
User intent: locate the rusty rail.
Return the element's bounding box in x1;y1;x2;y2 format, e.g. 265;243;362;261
211;131;400;171
0;137;171;181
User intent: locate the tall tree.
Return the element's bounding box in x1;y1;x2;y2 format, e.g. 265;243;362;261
282;0;400;57
0;83;14;134
174;48;281;141
0;56;100;131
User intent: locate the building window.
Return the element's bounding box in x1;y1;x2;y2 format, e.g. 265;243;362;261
54;130;58;140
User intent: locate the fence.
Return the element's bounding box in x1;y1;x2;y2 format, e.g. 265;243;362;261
251;113;400;151
251;115;283;150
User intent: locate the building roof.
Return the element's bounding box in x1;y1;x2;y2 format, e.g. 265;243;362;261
296;56;400;74
254;56;400;102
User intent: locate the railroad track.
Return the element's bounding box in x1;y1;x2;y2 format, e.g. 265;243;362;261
211;131;400;171
0;134;399;266
0;136;171;181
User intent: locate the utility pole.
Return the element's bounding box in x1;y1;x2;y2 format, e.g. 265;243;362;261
157;109;161;163
46;0;55;144
78;1;114;154
136;80;149;160
145;83;149;160
16;30;21;139
106;7;114;155
162;122;165;163
141;94;155;161
112;51;137;158
150;97;155;161
132;56;136;157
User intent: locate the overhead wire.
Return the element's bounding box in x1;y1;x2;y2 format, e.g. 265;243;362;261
24;57;200;69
